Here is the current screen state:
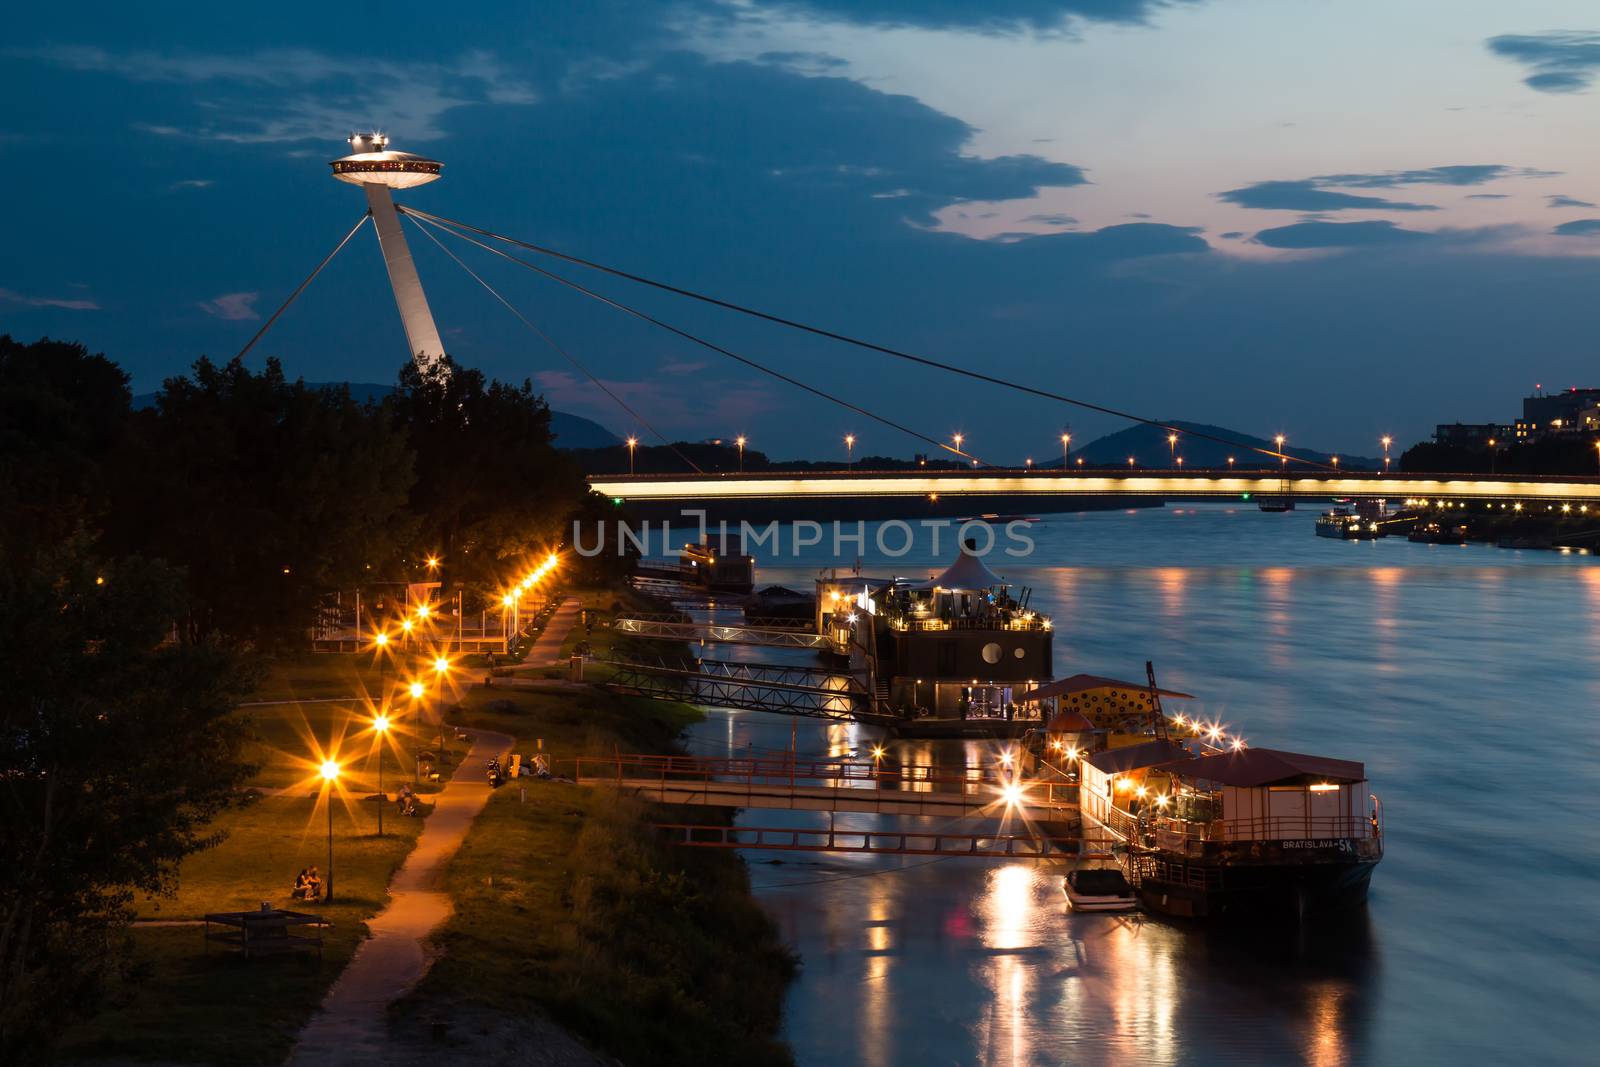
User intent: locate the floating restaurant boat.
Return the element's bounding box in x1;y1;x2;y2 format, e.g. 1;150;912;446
1315;507;1380;540
1408;521;1467;545
1072;700;1384;919
817;540;1053;737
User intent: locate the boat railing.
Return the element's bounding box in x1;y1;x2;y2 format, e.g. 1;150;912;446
1156;813;1380;843
887;615;1050;633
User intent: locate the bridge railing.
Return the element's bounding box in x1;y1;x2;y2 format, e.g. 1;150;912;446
657;823;1082;859
570;752;1079;806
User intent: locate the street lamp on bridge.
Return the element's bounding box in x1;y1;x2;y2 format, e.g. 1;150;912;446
845;434;855;470
1060;432;1071;468
1381;435;1392;475
736;435;746;472
626;436;637;475
1167;432;1178;468
1275;434;1287;468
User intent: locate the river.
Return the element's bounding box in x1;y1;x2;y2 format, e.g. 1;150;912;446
675;504;1599;1066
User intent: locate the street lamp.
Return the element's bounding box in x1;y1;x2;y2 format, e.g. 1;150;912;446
1488;437;1497;474
1227;456;1235;469
1275;434;1287;468
1127;456;1135;468
432;658;451;765
1168;432;1178;468
320;760;340;902
953;432;965;455
408;681;426;782
626;436;638;475
736;435;746;472
1381;435;1392;475
1060;432;1071;468
372;714;390;837
845;434;855;470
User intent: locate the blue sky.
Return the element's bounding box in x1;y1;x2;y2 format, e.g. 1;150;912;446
5;1;1600;460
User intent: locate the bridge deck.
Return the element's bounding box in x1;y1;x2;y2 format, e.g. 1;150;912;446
573;754;1078;819
659;823;1081;859
591;468;1600;504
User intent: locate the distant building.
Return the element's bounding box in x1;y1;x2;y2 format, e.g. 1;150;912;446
1521;388;1600;436
1433;422;1506;447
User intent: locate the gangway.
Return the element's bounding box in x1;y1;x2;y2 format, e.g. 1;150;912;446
606;660;864;718
613;616;835;650
572;753;1079;819
658;823;1081;859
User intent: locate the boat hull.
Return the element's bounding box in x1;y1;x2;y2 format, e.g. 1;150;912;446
1134;858;1378;920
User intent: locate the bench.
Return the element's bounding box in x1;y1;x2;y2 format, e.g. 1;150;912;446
203;908;326;960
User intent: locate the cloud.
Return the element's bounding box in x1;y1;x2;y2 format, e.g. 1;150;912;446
1488;32;1600;93
17;45;538;143
169;178;214;191
1465;193;1508;200
531;368;778;431
1315;164;1551;188
197;292;260;320
1219;165;1554;214
1553;219;1600;237
756;50;849;74
1021;213;1077;226
0;287;100;310
1220;180;1436;212
754;1;1192;33
1218;231;1245;239
1547;194;1596;209
658;360;709;375
1252;221;1434;249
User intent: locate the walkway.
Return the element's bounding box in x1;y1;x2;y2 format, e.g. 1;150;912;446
509;596;582;670
287;727;512;1067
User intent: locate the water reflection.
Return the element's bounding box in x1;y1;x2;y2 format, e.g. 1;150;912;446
691;507;1595;1065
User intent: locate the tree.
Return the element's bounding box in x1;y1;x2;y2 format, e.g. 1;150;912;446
0;336;133;560
0;544;256;1060
125;357;416;646
393;357;584;590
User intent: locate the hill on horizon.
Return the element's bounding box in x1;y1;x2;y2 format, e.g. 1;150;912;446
132;381;623;451
1070;420;1378;470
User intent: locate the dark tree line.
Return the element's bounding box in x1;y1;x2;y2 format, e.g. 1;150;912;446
1401;437;1600;476
0;335;588;1057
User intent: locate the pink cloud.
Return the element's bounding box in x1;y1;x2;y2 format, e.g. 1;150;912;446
0;287;99;310
197;291;260;321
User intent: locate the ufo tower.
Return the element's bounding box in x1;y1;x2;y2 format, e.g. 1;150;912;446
331;132;446;370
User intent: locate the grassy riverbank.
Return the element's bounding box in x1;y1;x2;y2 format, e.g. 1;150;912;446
397;621;798;1065
60;691;438;1065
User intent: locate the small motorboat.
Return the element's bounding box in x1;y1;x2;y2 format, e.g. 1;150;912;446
1062;868;1138;912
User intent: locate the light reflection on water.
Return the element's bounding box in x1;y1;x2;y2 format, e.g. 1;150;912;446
678;506;1598;1065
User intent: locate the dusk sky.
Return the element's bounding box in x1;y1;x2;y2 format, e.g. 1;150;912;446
7;1;1600;460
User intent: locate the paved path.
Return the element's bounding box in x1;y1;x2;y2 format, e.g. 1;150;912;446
287;727;512;1067
508;596;583;671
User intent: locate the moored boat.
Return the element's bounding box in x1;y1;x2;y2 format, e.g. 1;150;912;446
1080;739;1383;920
1316;508;1380;540
1062;868;1138;912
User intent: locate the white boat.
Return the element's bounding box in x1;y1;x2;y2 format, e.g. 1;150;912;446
1062;868;1138;912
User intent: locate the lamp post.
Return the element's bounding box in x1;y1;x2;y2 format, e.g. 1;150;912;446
433;657;451;764
1381;435;1392;475
845;434;855;470
626;436;638;475
409;680;426;782
1488;437;1496;474
736;435;746;472
320;760;339;902
1594;440;1600;475
1168;432;1178;468
373;714;390;837
1060;432;1071;469
1275;434;1287;469
953;432;964;456
1227;456;1235;470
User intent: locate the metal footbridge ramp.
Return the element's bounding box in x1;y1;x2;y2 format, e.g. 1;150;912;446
571;754;1079;820
603;657;865;719
613;614;834;650
657;823;1082;859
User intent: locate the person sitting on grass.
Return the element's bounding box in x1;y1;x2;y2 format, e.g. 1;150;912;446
292;868;314;900
303;865;323;901
395;782;418;815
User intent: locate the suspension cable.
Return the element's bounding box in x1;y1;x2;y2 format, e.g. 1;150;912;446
403;208;986;466
232;213;371;364
399;205;1326;471
405;214;704;474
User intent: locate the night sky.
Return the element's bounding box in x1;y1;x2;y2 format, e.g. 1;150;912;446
6;2;1600;460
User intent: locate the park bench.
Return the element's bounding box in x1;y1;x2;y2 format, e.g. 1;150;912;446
203;908;325;960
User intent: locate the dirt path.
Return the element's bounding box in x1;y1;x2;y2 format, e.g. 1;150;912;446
286;727;512;1067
